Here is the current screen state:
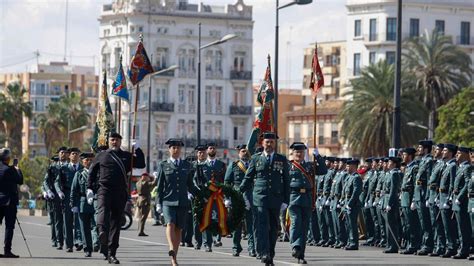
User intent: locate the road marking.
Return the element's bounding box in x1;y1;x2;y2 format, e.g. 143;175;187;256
21;220;296;265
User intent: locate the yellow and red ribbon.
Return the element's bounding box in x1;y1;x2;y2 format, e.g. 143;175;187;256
199;182;229;236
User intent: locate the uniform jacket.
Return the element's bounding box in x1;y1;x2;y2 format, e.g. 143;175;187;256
240;152;290;209
452;161;472;212
400;160;419;207
55;162;82;195
343;172;362;209
289;155;327;208
439;158;457;207
0;162;23;206
43;161;62;195
383;168;402;209
136;178;157;207
427;159;446;204
224;159;252;203
70;168;95;213
156;159;197;207
201;159;226;183
366;170;379;206
414;154;433;202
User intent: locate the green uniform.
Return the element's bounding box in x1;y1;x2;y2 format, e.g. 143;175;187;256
322;169;336;245
70;168;98;253
361;170;374;244
439;158;458;255
330;169;348;247
288;157;326;259
427;159;446;255
43;162;61;247
451;161;472;257
366;169;380;244
400;160;421;253
192;160;206;248
240;152;290;261
316;173;328;245
136;178;156;235
413;154;434;253
224;159;254;255
382;168;402;252
156;159;197;230
342;172;362;249
375;170;388;246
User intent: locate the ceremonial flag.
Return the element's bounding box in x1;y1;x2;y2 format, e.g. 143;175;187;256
247;56;274;154
91;71;115;151
309;45;324;95
128;36;154;85
111;55;129;101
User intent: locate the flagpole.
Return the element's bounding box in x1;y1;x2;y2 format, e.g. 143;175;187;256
118;98;121;134
312;43;318;210
129;83;139;194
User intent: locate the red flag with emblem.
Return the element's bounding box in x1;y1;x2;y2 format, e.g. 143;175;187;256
309;45;324;96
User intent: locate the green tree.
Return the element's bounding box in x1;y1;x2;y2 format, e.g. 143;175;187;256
340;60;426;157
18;154;50;197
403;29;472;138
435;87;474;147
0;82;33;157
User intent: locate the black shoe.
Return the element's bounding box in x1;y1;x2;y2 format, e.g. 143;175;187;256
3;251;19;258
344;246;358;250
66;248;73;253
108;255;120;264
152;222;161;226
52;242;58;247
384;249;398;253
205;247;212;252
428;252;442;257
76;245;83;251
452;254;468;259
180;242;185;246
214;241;222;247
400;249;416;255
99;231;107;246
102;253;108;260
292;246;301;259
417;250;429;256
57;246;63;250
232;251;240;257
468;255;474;260
334;244;343;249
316;240;325;246
93;246;100;252
298;258;307;264
194;245;201;250
249;251;257;257
85;251;92;257
185;242;194;248
441;250;457;258
138;233;149;237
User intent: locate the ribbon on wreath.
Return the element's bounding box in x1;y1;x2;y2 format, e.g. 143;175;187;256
199;181;229;236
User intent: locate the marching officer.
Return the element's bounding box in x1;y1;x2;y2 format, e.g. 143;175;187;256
155;139;198;266
192;145;208;250
413;140;434;255
361;158;375;246
322;157;336;247
224;144;256;257
374;158;388;247
399;147;422;255
42;156;59;248
240;132;290;266
330;158;348;249
315;157;330;246
451;146;472;259
87;133;146;264
364;158;380;246
439;144;459;258
382;157;402;253
136;173;156;237
70;152;97;257
427;143;447;256
181;156;195;248
342;159;362;250
287;142;327;264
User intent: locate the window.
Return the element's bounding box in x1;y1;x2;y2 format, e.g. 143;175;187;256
435;20;445;35
130;26;135;33
103;29;110;36
233;51;246;71
209;30;221;38
214;121;222;139
34;99;45;111
138;26;144;32
155;84;168;103
354;19;361;37
293;124;301;142
178;86;185;113
410;18;419;37
114;47;122;69
353;53;361;76
233;87;245;106
116;27;122;35
233;126;238;140
386;17;397;41
205;87;212;113
369;52;376;64
461;21;470;45
188;85;195;113
178;48;196;75
215;87;222;113
318;122;324;145
177;119;185;138
155;48;168;69
187;120;196;138
331;123;338;144
157;27;168;35
386;51;396;65
102;53;111;72
87;86;94;97
369;19;377;41
204;121;212;139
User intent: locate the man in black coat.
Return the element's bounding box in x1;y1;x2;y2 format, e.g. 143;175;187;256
0;148;23;258
87;133;145;264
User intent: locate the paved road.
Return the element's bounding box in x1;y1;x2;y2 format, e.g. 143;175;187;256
0;215;471;265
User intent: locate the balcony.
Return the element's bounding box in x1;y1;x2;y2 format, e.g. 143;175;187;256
205;70;223;80
455;36;474;47
229;105;252;115
317;136;341;148
230;70;252;80
153;66;175;77
151;102;174;112
361;33;409;46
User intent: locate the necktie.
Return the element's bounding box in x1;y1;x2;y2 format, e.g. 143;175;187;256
175;160;179;167
211;161;215;167
267;155;271;164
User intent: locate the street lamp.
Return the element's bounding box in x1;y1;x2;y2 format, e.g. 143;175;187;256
274;0;312;138
197;22;238;145
407;121;428;130
146;64;179;172
392;0;402;149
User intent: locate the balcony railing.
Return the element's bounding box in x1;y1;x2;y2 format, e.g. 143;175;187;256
229;105;252;115
230;70;252;80
455;36;474;46
153;66;175;77
151;102;174;112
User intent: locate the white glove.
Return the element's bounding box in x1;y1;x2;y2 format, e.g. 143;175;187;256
43;191;48;199
313;148;319;156
86;189;94;205
47;190;55;199
280;203;288;211
187;193;193;201
71;207;79;213
425;201;430;208
152;171;158;179
58;191;65;200
224;199;232;208
337;204;341;208
325;200;330;206
318;206;323;211
443;203;449;209
346;207;351;215
471;207;474;213
372;201;377;207
385;206;391;212
410;202;416;211
455;199;461;205
156;204;162;213
244;199;251;210
364;202;368;208
132;139;140;149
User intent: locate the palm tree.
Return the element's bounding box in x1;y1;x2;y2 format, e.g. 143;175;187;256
403;29;472;139
37;103;67;155
0;82;33;156
340;60;426;157
60;92;90;146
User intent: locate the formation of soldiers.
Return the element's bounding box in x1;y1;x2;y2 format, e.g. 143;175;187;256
40;134;473;265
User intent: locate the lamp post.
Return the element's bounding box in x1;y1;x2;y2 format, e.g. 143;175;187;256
275;0;312;137
392;0;402;148
146;64;179;172
197;22;237;145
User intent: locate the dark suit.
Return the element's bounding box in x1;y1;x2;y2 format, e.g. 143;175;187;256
0;162;23;253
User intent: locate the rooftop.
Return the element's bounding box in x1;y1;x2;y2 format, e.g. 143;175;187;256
284;100;344;117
